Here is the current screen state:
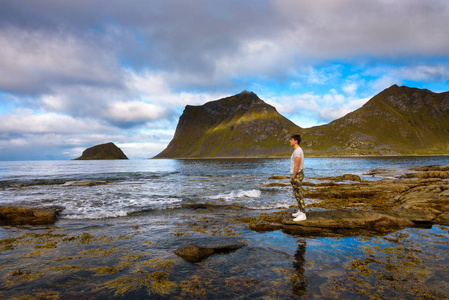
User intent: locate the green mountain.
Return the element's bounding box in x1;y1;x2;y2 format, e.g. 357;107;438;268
74;142;128;160
302;85;449;156
154;91;301;158
155;85;449;158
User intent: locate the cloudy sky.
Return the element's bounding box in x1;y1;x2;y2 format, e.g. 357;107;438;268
1;0;448;160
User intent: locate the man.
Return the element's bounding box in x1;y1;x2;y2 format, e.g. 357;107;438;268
290;134;306;222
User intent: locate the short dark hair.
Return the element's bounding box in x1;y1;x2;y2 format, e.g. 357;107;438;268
290;134;301;144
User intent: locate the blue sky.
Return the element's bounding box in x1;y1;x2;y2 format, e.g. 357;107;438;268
0;0;448;160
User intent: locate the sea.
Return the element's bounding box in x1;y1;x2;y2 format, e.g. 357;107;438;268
1;157;449;299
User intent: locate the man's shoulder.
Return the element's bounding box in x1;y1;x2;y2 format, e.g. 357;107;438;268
293;146;303;156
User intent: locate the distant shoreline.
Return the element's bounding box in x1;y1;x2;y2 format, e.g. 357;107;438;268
150;153;449;160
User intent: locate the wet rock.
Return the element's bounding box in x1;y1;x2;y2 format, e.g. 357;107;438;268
436;212;449;225
342;174;361;181
62;180;108;187
174;245;214;263
263;183;290;187
387;209;437;223
413;165;449;172
173;244;244;263
0;206;62;225
181;203;243;210
268;176;289;180
249;223;283;232
403;170;449;179
250;165;449;236
181;204;211;209
418;171;449;179
282;210;413;230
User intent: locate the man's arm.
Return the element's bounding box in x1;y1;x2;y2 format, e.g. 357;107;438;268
291;156;301;179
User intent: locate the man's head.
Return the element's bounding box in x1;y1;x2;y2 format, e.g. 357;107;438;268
290;134;301;146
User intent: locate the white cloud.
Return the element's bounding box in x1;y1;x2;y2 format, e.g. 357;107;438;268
118;141;167;159
268;90;370;126
0;110;106;134
364;63;449;93
394;64;449;82
125;71;169;96
273;0;449;59
106;101;167;124
343;83;358;95
123;70;231;109
0;28;121;95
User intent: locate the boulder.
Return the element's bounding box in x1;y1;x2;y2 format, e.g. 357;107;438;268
173;244;244;263
0;206;62;225
342;174;361;181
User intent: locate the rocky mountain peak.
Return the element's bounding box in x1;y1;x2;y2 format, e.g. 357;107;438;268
201;90;265;116
154;91;299;158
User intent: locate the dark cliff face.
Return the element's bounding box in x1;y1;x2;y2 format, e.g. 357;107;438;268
154;91;301;158
74;142;128;160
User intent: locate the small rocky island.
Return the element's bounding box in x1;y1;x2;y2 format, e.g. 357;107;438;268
74;142;128;160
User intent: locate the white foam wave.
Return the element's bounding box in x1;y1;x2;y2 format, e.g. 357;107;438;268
251;203;291;210
58;197;182;220
63;210;129;220
209;189;262;201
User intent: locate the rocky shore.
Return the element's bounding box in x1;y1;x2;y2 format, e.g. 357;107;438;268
249;165;449;236
2;165;449;234
0;164;448;299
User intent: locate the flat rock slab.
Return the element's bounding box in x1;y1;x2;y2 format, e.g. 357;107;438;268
0;206;62;225
282;209;414;230
387;209;437;223
173;244;244;263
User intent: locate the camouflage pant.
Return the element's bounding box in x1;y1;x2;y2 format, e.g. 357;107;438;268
290;170;305;213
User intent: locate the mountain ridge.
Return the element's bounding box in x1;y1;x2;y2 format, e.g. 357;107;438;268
155;85;449;158
302;85;449;156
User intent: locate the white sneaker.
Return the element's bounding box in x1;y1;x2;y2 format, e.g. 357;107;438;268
293;212;307;222
292;211;302;217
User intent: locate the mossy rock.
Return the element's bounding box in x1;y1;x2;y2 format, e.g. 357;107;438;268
0;206;62;225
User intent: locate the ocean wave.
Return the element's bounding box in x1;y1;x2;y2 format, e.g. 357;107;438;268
247;203;291;210
62;209;130;220
58;197;182;220
209;189;262;201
